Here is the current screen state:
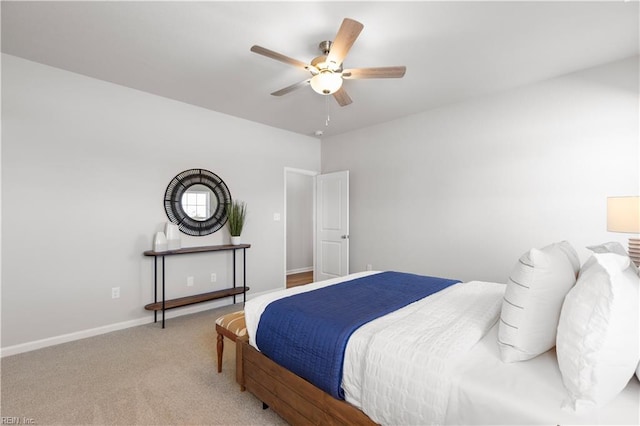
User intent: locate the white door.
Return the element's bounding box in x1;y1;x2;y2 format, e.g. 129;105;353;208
315;170;349;281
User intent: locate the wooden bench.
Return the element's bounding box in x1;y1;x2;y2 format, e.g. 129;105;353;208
215;310;247;373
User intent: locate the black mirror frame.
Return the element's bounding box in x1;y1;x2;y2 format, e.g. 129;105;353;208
164;169;232;236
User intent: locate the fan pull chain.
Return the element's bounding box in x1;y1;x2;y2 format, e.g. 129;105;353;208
325;96;331;127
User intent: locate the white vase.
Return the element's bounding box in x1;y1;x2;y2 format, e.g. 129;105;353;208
231;236;241;246
153;232;168;252
165;222;181;250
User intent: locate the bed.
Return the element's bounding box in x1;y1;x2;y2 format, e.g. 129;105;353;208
236;263;640;425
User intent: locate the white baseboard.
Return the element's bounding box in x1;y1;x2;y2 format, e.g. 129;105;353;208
286;266;313;275
1;317;153;358
0;299;238;358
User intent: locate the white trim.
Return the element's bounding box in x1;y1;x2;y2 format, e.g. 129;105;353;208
1;317;152;357
284;167;318;176
0;299;235;357
286;266;313;275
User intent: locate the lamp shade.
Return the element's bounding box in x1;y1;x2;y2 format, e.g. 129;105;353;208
607;196;640;233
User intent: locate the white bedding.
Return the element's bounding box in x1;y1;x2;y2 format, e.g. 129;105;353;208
245;272;503;424
243;272;640;425
446;324;640;425
344;279;504;425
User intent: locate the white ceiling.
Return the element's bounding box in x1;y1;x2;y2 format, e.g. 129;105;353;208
2;1;638;138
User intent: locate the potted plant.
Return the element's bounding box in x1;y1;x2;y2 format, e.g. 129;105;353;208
226;200;247;245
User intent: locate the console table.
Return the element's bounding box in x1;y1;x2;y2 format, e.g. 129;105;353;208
144;244;250;328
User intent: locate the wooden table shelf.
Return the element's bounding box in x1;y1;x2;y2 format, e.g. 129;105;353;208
144;243;250;328
144;286;250;311
143;244;250;256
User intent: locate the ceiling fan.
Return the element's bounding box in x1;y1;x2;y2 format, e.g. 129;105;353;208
250;18;406;107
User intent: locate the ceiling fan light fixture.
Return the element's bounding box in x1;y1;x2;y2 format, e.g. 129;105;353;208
251;18;405;107
310;71;343;95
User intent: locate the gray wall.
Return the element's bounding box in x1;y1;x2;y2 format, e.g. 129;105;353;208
2;54;320;350
322;56;639;283
3;53;638;353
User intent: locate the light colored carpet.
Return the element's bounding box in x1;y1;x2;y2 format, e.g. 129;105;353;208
1;305;287;425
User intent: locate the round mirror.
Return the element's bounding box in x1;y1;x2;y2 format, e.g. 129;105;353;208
181;184;217;221
164;169;231;236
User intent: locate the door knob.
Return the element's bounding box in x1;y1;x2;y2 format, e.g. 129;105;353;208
341;235;349;239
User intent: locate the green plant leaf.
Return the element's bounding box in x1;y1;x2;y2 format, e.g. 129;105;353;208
226;200;247;236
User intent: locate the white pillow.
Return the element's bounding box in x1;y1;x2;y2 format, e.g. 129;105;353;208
498;241;579;362
588;241;640;276
557;241;581;277
556;252;640;412
590;243;640;382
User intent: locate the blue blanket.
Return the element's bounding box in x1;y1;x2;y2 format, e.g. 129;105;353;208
255;271;460;399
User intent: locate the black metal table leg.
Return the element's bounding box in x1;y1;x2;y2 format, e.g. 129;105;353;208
153;257;158;323
232;249;237;304
162;256;166;329
243;247;247;305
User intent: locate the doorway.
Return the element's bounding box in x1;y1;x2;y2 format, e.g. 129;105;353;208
284;168;317;288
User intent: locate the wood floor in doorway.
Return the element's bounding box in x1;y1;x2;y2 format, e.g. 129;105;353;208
286;271;313;288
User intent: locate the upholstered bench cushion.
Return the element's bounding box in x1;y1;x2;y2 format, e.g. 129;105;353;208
215;310;247;338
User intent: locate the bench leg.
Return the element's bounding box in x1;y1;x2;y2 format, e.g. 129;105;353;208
217;333;224;373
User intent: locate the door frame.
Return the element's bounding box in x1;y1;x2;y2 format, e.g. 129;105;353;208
283;167;318;288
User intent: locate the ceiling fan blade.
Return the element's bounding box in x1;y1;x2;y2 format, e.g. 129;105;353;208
251;45;309;70
333;87;352;107
342;66;407;79
271;79;311;96
326;18;364;66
